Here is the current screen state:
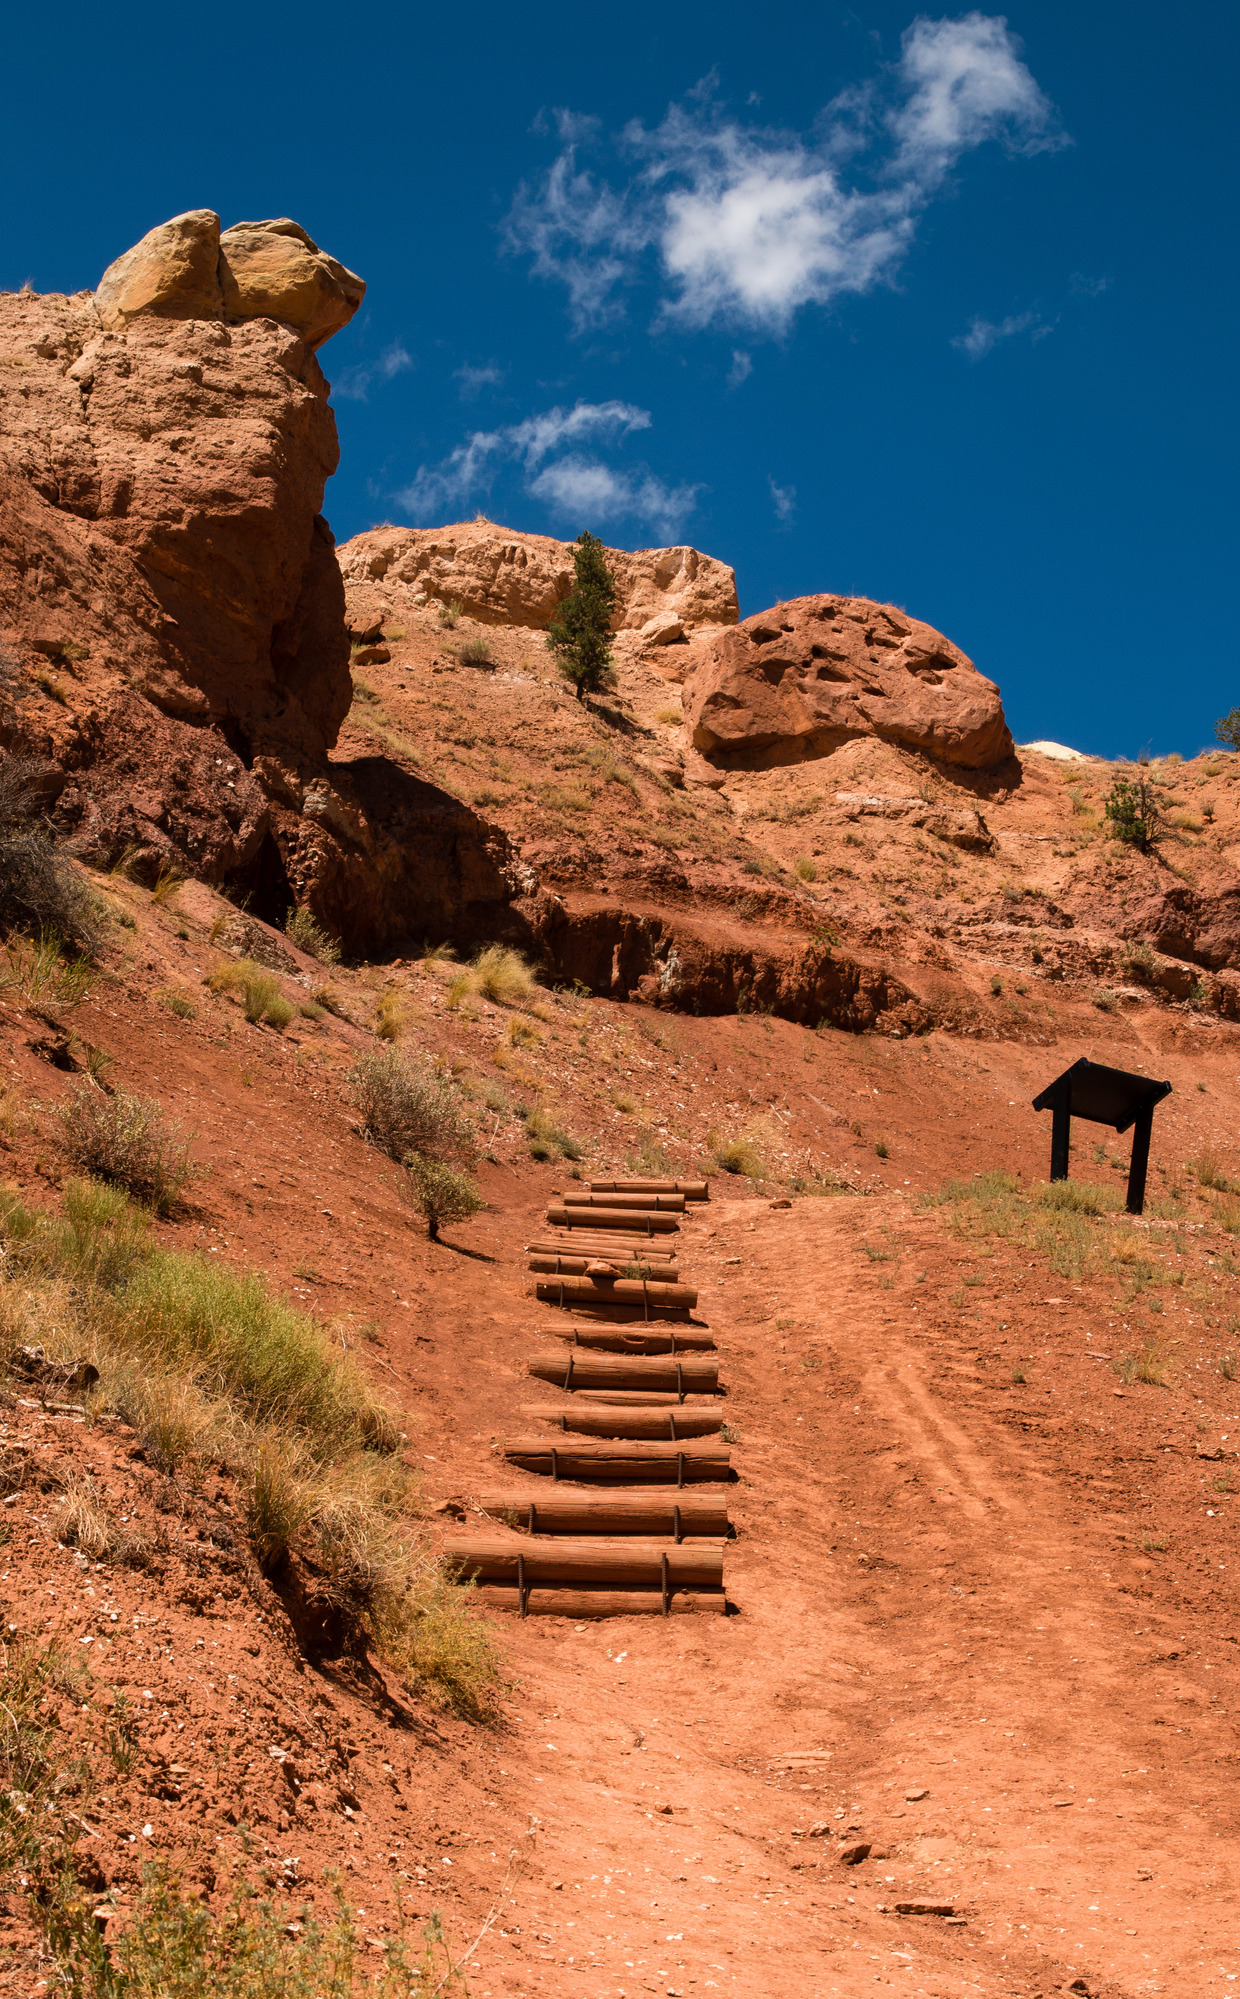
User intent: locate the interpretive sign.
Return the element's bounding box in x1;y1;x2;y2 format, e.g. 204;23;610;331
1031;1057;1172;1216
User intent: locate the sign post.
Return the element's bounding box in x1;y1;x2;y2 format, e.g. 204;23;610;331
1031;1058;1172;1216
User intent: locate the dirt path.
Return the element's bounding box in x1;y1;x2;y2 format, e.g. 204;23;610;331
456;1193;1240;1999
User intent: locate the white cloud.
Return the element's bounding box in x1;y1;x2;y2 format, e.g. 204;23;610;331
331;339;414;402
394;399;688;533
953;308;1047;358
506;13;1064;335
454;361;506;399
769;475;796;522
728;349;753;388
528;456;700;537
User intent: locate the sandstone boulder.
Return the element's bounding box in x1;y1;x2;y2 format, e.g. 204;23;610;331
95;211;364;349
95;209;225;328
219;219;366;350
684;594;1013;771
335;521;738;635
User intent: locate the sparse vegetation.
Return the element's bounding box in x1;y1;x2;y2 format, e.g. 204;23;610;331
375;987;408;1042
1104;775;1161;851
456;636;494;668
547;531;618;702
795;856;818;882
447;943;537;1012
347;1047;478;1168
1213;706;1240;752
56;1084;193;1214
1;930;95;1008
285;906;342;964
156;989;196;1020
438;597;464;629
520;1105;583;1162
712;1135;765;1179
0;754;102;952
401;1154;485;1240
207;959;296;1031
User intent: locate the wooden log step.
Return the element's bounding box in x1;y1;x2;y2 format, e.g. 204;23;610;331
588;1179;709;1202
528;1349;719;1394
545;1206;680;1233
475;1586;726;1618
518;1401;723;1439
562;1191;685;1213
526;1237;679;1263
534;1275;698;1312
444;1535;723;1588
475;1490;730;1536
528;1253;681;1281
501;1436;730;1483
538;1321;716;1353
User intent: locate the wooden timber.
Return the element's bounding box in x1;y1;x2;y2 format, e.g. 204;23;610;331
475;1586;726;1617
443;1535;723;1588
518;1401;723;1439
537;1321;716;1353
587;1179;709;1202
501;1436;730;1483
528;1349;718;1394
534;1275;697;1312
474;1490;731;1536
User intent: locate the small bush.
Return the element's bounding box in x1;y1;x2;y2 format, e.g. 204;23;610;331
456;636;494;668
402;1154;485;1240
506;1016;540;1048
1213;1194;1240;1236
0;759;103;954
347;1047;478;1167
157;989;197;1020
655;706;683;725
1114;1342;1170;1387
474;944;536;1006
56;1085;192;1214
1104;775;1161;850
438;597;463;629
52;1472;118;1559
285;906;341;964
795;856;817;882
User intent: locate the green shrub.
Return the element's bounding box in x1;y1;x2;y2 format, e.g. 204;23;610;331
1214;707;1240;752
547;532;618;702
56;1085;193;1215
402;1154;485;1240
284;906;341;965
347;1047;478;1167
520;1106;583;1162
1104;776;1161;851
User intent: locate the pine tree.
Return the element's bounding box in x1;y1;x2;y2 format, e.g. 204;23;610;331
547;532;618;702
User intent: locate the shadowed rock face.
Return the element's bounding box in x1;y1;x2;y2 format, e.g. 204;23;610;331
684;593;1014;771
336;520;739;641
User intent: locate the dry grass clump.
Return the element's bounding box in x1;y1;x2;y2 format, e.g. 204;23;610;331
442;944;537;1015
1192;1148;1235;1193
711;1133;765;1179
284;906;341;964
52;1471;118;1559
347;1047;478;1168
401;1155;485;1240
56;1084;193;1215
795;856;818;881
2;931;95;1009
456;636;494;668
1034;1179;1123;1216
1114;1341;1171;1387
520;1105;583;1162
375;988;408;1041
207;958;295;1030
0;754;103;953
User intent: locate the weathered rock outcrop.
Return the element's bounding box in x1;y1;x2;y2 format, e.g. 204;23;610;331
0;215;520;947
336;521;738;641
684;594;1013;771
95;209;365;350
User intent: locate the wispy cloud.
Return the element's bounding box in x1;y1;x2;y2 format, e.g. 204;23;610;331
952;308;1051;359
454;361;506;399
506;14;1065;335
528;457;700;537
395;399;693;534
769;475;796;522
1069;271;1109;298
727;349;753;388
331;340;415;402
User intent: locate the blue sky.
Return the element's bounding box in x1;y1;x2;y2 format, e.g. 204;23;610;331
3;2;1236;758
